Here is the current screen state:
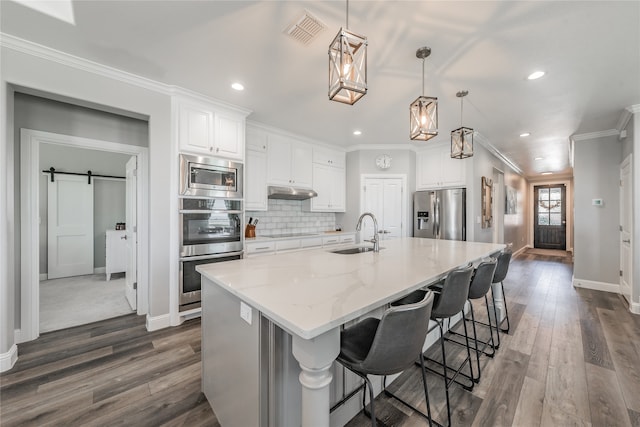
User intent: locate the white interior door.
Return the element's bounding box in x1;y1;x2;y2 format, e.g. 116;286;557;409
620;155;632;301
362;177;404;241
125;156;137;310
47;174;94;279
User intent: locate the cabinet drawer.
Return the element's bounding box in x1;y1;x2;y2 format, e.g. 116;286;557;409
301;237;323;248
322;236;341;246
276;239;301;252
339;234;356;244
246;241;276;255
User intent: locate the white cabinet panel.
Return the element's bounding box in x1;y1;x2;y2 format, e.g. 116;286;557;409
267;134;312;188
106;230;127;281
312;147;345;168
416;144;467;189
176;97;245;160
245;128;268;211
308;163;345;212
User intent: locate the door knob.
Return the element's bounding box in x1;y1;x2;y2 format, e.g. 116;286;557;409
623;239;631;243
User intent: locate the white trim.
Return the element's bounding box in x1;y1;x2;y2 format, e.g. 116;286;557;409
146;313;172;331
571;129;619;141
20;129;150;344
94;267;106;274
0;344;18;372
474;132;524;175
627;104;640;114
39;273;47;281
616;109;633;133
572;277;620;293
630;301;640;315
512;244;530;257
14;329;24;345
345;143;416;152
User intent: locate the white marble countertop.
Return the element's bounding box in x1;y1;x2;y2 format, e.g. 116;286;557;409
197;237;505;340
245;230;355;243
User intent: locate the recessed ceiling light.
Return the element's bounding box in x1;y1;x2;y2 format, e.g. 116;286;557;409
541;171;553;175
231;82;244;91
353;130;362;136
519;132;531;137
527;71;545;80
534;157;544;161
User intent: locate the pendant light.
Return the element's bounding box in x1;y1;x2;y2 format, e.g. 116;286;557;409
450;90;474;158
328;0;367;105
410;47;438;141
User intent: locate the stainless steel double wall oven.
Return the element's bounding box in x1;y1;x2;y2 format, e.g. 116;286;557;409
179;154;244;311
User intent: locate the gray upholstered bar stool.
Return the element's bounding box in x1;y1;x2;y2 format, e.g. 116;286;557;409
391;265;475;427
446;258;498;383
336;291;436;427
492;248;513;334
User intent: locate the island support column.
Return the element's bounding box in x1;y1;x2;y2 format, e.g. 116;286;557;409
291;328;340;427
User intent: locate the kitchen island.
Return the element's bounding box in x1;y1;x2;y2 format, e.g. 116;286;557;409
198;237;505;427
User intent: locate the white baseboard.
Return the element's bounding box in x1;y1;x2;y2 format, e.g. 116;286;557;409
94;267;106;274
572;277;620;293
0;344;18;372
146;313;171;331
630;301;640;314
39;273;47;281
513;245;530;257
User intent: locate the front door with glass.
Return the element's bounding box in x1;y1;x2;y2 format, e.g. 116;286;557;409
534;185;566;250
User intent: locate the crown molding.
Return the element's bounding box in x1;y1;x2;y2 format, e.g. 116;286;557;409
0;32;251;116
474;132;524;176
627;104;640;114
571;129;619;142
0;32;168;93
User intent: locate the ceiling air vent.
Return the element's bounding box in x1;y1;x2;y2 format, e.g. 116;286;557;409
284;10;327;45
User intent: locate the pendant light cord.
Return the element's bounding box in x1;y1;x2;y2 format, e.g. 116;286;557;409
346;0;349;29
460;96;463;127
422;58;425;96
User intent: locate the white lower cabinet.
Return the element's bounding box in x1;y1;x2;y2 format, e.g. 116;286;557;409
245;233;356;257
105;230;127;281
245;241;276;256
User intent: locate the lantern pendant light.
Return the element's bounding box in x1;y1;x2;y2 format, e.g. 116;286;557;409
410;46;438;141
450;90;474;158
328;0;367;105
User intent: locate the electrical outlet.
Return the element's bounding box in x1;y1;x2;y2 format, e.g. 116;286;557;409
240;301;252;325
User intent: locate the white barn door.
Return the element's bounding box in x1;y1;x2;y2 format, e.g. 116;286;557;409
47;174;94;279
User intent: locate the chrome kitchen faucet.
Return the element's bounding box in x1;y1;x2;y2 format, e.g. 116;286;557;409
356;212;380;252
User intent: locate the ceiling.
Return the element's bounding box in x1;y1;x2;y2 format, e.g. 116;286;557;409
2;1;639;178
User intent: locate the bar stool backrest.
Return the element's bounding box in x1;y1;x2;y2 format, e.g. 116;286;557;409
468;258;498;299
492;248;513;284
431;265;474;319
359;291;435;375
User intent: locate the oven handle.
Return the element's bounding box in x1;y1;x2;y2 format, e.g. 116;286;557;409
179;251;244;262
179;210;243;214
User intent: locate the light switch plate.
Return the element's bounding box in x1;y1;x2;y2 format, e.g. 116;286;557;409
592;198;603;206
240;301;252;325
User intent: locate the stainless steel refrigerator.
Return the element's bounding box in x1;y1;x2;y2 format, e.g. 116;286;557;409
414;188;466;241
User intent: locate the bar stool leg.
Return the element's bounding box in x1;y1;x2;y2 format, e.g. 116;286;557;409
500;281;510;333
490;286;501;348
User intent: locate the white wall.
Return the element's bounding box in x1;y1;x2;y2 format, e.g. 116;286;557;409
469;143;528;252
573;135;621;285
1;44;173;358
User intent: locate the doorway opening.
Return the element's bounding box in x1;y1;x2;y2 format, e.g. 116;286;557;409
533;184;567;250
20;129;149;341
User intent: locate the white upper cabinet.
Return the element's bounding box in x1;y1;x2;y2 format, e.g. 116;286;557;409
267;134;313;188
416;143;468;189
175;97;247;160
245;127;268;211
306;147;346;212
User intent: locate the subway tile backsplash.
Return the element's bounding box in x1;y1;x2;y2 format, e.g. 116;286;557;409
246;199;336;236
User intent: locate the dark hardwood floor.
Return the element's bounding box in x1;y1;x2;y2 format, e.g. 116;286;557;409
1;249;638;426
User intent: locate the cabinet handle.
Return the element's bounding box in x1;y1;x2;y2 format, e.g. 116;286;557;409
216;147;220;153
121;235;127;240
255;246;271;250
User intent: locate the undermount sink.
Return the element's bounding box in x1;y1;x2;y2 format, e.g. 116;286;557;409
331;246;382;255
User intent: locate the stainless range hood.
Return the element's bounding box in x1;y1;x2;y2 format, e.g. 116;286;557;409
267;186;318;200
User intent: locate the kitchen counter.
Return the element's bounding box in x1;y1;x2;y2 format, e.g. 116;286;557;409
198;237;505;427
244;230;355;243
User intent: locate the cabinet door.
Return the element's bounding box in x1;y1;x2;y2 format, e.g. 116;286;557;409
329;167;346;211
267;135;293;186
215;112;244;160
245;148;268;211
440;153;467;187
313;147;345;168
310;164;333;210
290;143;313;188
179;102;214;154
416;150;442;189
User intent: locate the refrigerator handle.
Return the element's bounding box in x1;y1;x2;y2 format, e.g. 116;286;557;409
434;197;440;237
